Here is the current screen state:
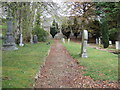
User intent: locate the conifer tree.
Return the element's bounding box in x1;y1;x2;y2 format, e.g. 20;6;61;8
101;18;109;48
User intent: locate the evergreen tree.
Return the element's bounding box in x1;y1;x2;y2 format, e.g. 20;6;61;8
95;2;120;43
61;24;71;39
101;18;109;48
50;20;58;38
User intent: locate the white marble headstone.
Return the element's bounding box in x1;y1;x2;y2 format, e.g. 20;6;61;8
96;38;98;44
109;41;112;45
115;41;120;50
80;30;88;58
98;37;101;45
83;30;88;40
19;34;24;46
68;38;70;44
62;38;65;43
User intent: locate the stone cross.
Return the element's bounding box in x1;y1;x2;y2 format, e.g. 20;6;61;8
3;18;18;50
80;30;88;58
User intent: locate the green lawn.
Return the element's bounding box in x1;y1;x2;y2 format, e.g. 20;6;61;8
0;24;7;37
0;39;2;47
0;24;7;29
2;40;52;88
63;41;118;81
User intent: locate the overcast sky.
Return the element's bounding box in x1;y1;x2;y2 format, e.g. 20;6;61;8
52;0;66;3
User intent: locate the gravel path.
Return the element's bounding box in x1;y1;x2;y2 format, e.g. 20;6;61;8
35;40;118;88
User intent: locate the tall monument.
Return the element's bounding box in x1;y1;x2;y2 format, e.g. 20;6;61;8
2;5;18;50
80;30;88;58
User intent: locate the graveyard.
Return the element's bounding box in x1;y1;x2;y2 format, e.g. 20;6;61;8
2;41;52;88
63;41;118;81
1;1;120;89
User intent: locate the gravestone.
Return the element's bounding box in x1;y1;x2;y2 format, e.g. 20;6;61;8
109;41;112;45
19;34;24;46
96;38;98;44
2;18;18;50
115;41;120;50
33;35;38;43
68;38;70;44
98;37;101;45
62;38;65;43
80;30;88;58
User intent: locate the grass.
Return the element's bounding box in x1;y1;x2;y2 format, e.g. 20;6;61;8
2;40;52;88
63;41;118;81
0;39;2;47
0;24;7;29
0;24;7;37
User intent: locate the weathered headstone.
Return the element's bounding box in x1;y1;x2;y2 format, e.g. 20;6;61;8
98;37;101;45
2;18;18;50
109;41;112;45
19;34;24;46
80;30;88;58
62;38;65;43
68;38;70;44
96;38;98;44
115;41;120;50
33;35;38;43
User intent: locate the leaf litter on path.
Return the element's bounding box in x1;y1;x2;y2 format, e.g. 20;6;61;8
35;40;119;88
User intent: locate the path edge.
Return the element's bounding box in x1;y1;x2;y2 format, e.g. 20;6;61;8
32;43;52;88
